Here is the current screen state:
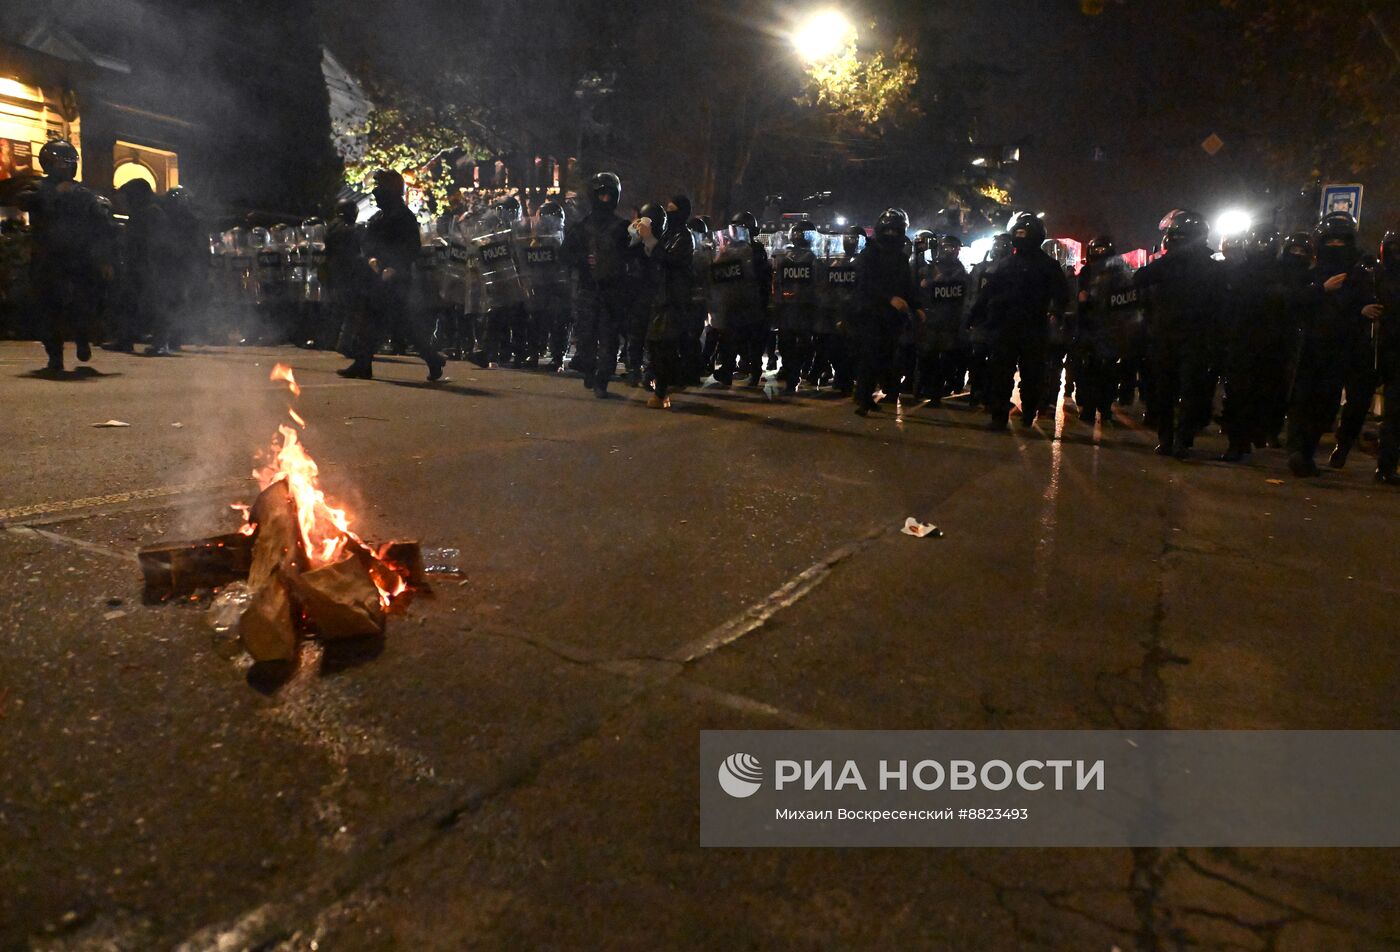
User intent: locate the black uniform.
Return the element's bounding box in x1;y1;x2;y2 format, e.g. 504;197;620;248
563;205;636;394
1074;256;1140;422
1133;245;1226;452
22;177;110;368
347;201;443;377
1287;255;1373;471
914;258;972;400
773;242;818;393
852;238;916;413
643;221;694;401
1373;262;1400;482
967;247;1072;427
1219;257;1304;456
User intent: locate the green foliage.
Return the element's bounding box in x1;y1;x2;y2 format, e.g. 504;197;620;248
343;82;490;213
798;39;920;135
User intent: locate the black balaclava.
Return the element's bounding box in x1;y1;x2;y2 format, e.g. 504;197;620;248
1316;238;1358;275
666;194;691;236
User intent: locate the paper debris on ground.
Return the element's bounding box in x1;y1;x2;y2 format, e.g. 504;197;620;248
901;517;943;538
92;420;131;428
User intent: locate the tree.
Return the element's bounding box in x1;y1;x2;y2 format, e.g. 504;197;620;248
342;79;492;213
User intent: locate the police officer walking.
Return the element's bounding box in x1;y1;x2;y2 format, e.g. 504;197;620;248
1283;212;1373;476
967;213;1071;430
852;208;919;416
1133;210;1225;457
563;172;635;397
338;169;445;381
17;139;111;372
1217;226;1301;461
635;200;693;408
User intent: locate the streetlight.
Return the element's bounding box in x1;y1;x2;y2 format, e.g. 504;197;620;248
1215;208;1252;239
792;9;856;63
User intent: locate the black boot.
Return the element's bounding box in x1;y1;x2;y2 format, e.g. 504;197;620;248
1328;441;1352;469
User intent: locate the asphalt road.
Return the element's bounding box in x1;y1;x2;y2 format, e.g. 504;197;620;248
1;341;1397;951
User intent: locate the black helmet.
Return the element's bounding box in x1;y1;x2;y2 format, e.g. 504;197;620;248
1314;211;1358;244
371;169;404;205
38;138;79;177
936;234;962;259
334;199;358;224
537;199;564;220
1007;212;1046;249
1219;234;1246;259
638;201;667;236
1158;208;1208;250
988;233;1012;261
1381;231;1400;271
1245;225;1281;261
1280;231;1313;261
787;218;817;246
1086;235;1115;261
687;215;707;233
727;211;755;242
874;207;909;245
494;194;522;223
589;171;621;207
842;223;866;254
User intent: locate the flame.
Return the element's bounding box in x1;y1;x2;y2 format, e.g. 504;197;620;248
270;363;301;396
244;364;403;606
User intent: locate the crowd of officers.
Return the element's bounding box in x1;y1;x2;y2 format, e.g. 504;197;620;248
13;141;1400;486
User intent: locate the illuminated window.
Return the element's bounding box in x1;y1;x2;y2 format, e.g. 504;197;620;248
113;140;178;191
113;160;157;190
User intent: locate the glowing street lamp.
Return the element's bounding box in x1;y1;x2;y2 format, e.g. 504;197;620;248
792;9;856;63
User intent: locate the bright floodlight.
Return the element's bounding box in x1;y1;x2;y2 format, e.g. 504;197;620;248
793;9;856;62
1216;208;1251;238
834;215;848;226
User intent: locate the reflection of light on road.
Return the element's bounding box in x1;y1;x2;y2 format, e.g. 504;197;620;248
1025;368;1068;651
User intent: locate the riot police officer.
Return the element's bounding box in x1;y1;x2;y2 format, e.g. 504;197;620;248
338;169;445;381
1372;231;1400;485
563;171;636;397
636;201;693;407
1285;213;1374;476
852;208;919;416
1217;226;1301;461
1133;209;1226;457
967;214;1071;430
813;224;863;394
687;215;715;386
325;199;365;356
772;218;820;394
118;178;175;355
521;200;571;371
706;213;766;388
914;234;972;402
1075;235;1139;425
1327;213;1387;471
18;139;111;372
963;232;1011;409
475;194;531;367
734;211;772;386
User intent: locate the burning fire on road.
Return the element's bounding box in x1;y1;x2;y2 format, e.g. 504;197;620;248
138;364;427;664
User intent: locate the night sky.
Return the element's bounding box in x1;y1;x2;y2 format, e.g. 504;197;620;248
319;0;1291;249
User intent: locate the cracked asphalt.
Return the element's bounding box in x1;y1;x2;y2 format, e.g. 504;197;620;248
1;340;1397;951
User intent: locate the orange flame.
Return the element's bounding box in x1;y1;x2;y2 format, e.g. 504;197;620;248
245;364;403;607
270;363;301;396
